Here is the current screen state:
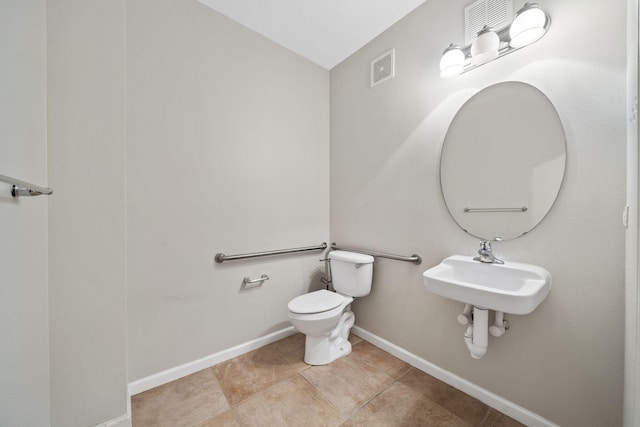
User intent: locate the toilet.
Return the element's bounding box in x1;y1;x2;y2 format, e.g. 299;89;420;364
287;250;374;365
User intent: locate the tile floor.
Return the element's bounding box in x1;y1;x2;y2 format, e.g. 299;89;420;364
132;334;525;426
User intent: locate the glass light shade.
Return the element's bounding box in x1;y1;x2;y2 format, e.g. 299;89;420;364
509;3;548;48
440;45;465;79
470;26;499;66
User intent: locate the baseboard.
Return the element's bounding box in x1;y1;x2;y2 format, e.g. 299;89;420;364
128;326;297;396
351;325;559;427
94;414;131;427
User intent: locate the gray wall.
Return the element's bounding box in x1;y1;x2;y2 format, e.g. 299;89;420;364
330;0;626;425
126;0;330;381
45;0;329;422
4;0;625;424
48;1;128;425
0;1;50;425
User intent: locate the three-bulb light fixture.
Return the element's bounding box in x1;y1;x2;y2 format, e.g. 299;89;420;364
439;2;550;79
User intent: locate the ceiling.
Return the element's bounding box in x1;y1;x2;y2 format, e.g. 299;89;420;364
197;0;427;70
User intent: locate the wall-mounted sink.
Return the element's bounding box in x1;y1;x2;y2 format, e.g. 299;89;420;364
423;255;551;315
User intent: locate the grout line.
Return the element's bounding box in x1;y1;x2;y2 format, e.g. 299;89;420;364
476;407;492;427
355;359;472;426
298;371;345;421
355;376;399;416
209;368;233;414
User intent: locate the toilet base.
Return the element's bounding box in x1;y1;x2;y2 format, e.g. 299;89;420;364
302;310;355;365
304;334;352;365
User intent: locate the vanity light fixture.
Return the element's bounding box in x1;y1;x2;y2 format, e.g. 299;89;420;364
439;44;466;79
439;2;550;78
470;26;500;66
509;3;549;48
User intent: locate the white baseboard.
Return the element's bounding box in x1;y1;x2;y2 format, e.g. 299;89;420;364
128;326;297;396
94;414;131;427
351;326;559;427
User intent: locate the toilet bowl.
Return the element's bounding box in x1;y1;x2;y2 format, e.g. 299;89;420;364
288;290;355;365
287;251;374;365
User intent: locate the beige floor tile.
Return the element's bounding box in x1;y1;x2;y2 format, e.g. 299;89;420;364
301;357;394;416
268;332;305;354
131;368;229;427
398;368;490;425
133;335;524;427
479;408;526;427
347;340;411;379
234;374;344;427
213;341;303;406
348;333;362;345
265;332;309;371
343;382;471;427
199;410;241;426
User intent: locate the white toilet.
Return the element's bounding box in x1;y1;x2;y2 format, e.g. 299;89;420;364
287;250;374;365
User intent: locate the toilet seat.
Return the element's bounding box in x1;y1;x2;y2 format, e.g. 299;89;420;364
288;289;347;314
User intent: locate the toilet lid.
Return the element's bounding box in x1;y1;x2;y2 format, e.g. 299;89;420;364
288;290;345;314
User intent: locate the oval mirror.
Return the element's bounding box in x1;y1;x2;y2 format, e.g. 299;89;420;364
440;81;566;241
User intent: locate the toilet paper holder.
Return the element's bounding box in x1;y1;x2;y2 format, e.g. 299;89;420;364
243;274;269;285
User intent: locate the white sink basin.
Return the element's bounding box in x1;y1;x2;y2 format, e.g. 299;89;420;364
423;255;551;315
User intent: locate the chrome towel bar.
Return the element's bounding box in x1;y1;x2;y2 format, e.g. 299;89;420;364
464;206;527;213
215;242;327;263
0;174;53;197
331;242;422;265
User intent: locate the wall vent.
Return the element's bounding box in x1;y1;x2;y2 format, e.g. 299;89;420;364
464;0;513;45
370;49;395;88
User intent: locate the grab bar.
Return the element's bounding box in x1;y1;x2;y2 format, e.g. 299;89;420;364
215;242;327;263
0;174;53;198
464;206;527;213
330;242;422;265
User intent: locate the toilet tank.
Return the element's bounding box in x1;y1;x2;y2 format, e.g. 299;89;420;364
328;250;374;297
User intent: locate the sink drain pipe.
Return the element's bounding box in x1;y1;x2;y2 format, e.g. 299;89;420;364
464;307;488;359
460;305;509;359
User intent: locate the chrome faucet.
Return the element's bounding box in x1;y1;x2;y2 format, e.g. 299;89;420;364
474;239;504;264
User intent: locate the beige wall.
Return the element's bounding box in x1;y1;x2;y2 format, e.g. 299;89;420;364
0;1;50;425
126;0;330;380
330;0;626;425
48;1;128;425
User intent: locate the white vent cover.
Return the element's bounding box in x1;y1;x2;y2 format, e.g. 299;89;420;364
370;49;395;88
464;0;513;45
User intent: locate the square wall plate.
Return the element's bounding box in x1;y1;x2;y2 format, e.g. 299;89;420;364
370;49;395;88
